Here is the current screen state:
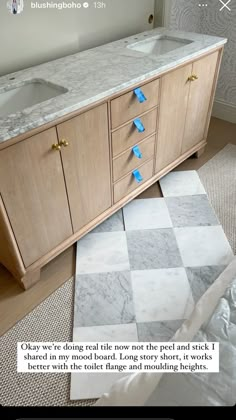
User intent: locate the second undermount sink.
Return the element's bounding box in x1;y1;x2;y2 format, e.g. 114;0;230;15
127;35;193;56
0;79;68;118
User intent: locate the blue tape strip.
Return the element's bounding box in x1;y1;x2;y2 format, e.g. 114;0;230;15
132;169;143;183
133;118;145;133
133;87;147;103
132;145;143;159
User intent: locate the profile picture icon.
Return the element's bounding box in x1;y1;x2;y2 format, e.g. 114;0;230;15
7;0;24;15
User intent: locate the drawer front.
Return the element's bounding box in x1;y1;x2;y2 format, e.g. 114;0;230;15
112;108;158;157
114;159;154;203
113;135;155;182
111;79;160;129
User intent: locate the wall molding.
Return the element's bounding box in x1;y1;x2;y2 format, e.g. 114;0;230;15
212;99;236;124
154;0;172;28
163;0;172;27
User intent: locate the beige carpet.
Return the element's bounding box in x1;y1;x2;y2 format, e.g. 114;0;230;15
198;143;236;255
0;277;96;406
1;144;235;406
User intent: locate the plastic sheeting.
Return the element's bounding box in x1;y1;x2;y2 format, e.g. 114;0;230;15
96;257;236;406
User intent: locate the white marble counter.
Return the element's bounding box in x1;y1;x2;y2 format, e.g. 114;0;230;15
0;28;227;143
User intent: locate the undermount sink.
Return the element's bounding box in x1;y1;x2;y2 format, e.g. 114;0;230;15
127;35;193;56
0;79;68;117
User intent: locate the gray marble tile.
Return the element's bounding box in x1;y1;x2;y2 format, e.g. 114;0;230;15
137;320;184;342
76;231;130;274
91;210;124;233
165;195;219;227
126;229;183;270
74;271;135;327
186;265;227;303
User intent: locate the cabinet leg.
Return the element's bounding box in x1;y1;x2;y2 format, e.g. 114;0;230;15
194;146;206;159
19;268;41;290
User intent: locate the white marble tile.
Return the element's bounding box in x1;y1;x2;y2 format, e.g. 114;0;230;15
159;171;206;197
73;323;138;342
76;231;130;274
174;226;234;267
70;371;129;400
71;323;138;399
131;268;194;322
123;198;173;230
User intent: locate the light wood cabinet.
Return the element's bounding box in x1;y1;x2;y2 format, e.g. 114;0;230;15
155;51;220;173
0;105;111;286
155;63;192;172
0;128;73;267
181;51;219;153
57;103;111;232
0;48;223;289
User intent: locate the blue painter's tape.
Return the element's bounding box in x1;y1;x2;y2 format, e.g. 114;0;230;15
132;169;143;183
133;118;145;133
132;145;143;159
133;87;147;103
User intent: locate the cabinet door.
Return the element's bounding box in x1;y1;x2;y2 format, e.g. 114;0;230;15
0;128;73;267
57;103;111;232
155;63;192;173
181;51;219;153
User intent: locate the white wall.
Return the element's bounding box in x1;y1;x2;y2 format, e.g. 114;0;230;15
0;0;154;76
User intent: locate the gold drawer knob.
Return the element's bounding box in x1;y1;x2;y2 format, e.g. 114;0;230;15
60;139;69;147
188;74;198;82
52;143;61;151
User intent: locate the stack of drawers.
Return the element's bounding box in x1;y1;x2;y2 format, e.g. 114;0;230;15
110;78;160;203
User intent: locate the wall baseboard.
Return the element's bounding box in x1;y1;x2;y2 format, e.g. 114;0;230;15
212;99;236;124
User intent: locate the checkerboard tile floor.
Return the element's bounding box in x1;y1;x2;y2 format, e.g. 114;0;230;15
71;171;233;399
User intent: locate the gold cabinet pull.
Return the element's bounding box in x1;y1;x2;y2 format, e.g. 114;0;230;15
60;139;69;147
52;143;61;151
188;74;198;82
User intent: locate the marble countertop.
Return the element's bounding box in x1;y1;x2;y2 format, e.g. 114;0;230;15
0;28;227;144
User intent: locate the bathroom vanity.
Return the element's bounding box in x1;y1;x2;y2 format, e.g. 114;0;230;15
0;29;227;289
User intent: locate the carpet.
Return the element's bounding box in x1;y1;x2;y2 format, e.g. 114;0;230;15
198;143;236;255
0;277;96;406
71;170;233;400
